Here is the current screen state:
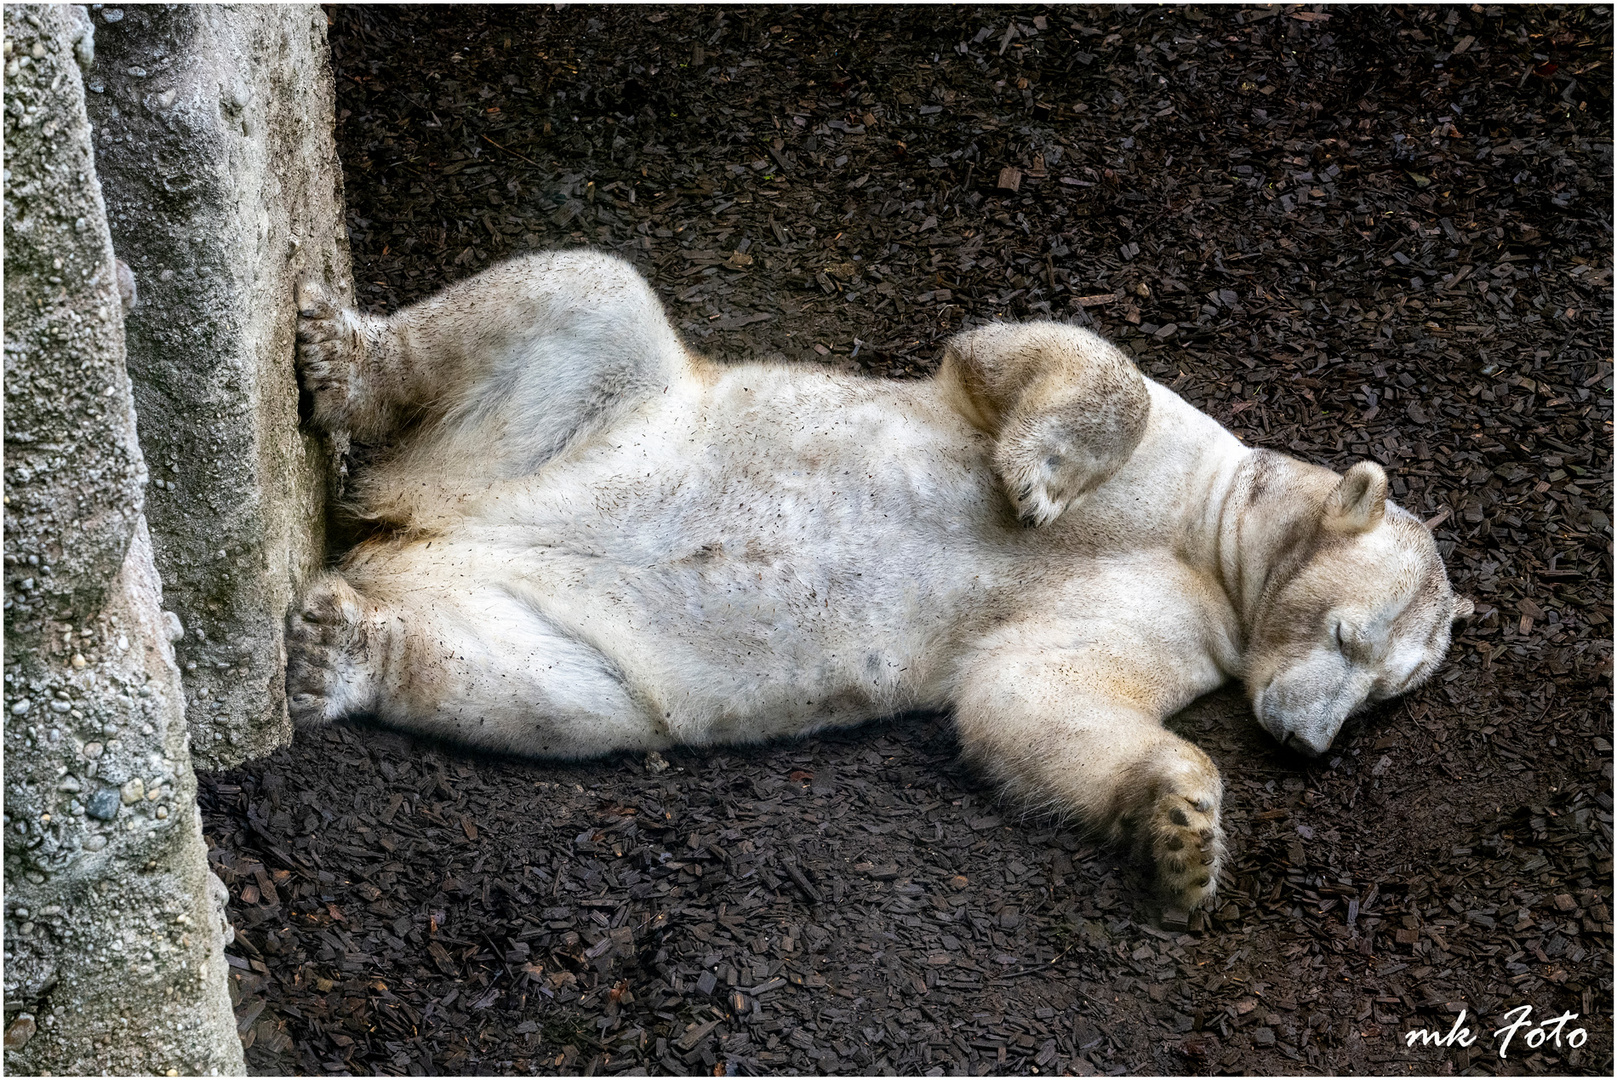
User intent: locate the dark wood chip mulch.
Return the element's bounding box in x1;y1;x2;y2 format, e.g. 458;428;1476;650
203;5;1612;1075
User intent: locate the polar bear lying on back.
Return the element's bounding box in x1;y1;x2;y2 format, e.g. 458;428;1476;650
289;250;1470;909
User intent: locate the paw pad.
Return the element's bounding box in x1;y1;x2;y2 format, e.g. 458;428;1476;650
285;575;369;726
293;280;359;428
1149;784;1225;910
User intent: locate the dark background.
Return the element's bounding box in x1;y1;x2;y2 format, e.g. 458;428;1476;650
202;5;1612;1075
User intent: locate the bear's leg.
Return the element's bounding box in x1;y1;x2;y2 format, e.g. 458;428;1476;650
296;250;688;449
287;568;663;759
954;647;1225;909
937;322;1150;527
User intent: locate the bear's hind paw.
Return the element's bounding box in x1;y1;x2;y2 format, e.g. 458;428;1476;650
286;573;370;726
294;280;362;431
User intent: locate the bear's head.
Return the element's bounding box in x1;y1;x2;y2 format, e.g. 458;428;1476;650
1242;460;1472;756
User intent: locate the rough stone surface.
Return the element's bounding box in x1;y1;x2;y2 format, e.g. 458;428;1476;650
3;6;143;624
84;3;353;769
2;5;243;1074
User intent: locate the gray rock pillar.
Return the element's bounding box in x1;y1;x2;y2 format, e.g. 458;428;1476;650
84;3;353;768
3;5;243;1074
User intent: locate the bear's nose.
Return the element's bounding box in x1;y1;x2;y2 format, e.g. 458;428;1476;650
1277;728;1329;758
1289;730;1331;758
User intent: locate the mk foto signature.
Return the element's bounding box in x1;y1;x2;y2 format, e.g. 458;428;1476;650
1406;1005;1589;1057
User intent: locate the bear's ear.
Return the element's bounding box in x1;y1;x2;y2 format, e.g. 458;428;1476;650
1452;596;1475;622
1323;461;1388;533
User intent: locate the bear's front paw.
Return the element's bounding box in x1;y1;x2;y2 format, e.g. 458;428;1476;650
294;280;361;431
996;445;1098;529
286;573;369;726
1147;772;1226;910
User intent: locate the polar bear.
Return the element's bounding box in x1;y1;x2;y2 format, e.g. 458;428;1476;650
289;250;1470;909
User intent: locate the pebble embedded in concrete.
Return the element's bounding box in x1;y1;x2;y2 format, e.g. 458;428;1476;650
4;1014;37;1050
85;787;120;820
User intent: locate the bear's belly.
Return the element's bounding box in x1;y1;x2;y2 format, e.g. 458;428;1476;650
431;372;1049;740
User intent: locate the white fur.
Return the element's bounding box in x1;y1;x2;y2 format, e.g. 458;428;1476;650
290;251;1467;907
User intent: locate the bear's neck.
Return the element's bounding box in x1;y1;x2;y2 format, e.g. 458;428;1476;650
1210;449;1339;641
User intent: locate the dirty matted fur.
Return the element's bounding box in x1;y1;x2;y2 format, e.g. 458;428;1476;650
289;250;1470;909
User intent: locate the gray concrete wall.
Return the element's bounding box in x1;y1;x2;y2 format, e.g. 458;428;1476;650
3;5;243;1073
84;3;354;769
